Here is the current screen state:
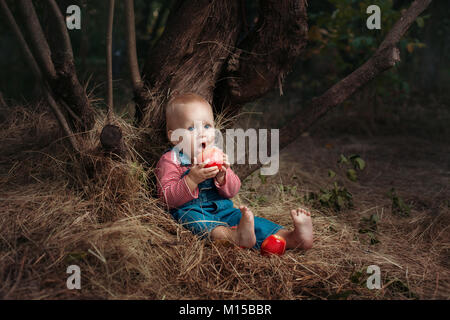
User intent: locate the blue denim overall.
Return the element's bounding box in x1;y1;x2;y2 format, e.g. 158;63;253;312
167;147;283;249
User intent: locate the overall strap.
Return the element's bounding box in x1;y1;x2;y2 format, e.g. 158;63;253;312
181;168;190;178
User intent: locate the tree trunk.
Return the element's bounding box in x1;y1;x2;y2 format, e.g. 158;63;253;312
137;0;243;128
136;0;308;166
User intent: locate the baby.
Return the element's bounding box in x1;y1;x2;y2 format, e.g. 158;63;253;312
155;93;313;251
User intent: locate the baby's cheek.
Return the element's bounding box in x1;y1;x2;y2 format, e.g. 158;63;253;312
207;129;216;141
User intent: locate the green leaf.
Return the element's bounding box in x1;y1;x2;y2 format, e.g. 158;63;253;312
353;157;366;170
319;193;332;203
416;17;424;28
347;169;358;181
337;195;345;209
370;213;379;223
328;169;336;178
389;188;411;216
258;173;267;184
338;154;348;164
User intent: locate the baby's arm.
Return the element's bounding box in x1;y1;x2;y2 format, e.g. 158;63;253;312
214;167;241;198
155;155;199;208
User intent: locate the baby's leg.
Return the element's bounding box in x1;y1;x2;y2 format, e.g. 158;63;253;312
210;206;256;248
275;208;313;250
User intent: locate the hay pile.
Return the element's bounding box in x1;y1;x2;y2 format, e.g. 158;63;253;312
0;101;448;299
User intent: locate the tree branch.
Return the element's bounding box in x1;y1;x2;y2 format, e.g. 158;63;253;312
0;0;79;152
234;0;432;180
42;0;95;132
16;0;57;81
43;0;74;64
106;0;115;122
124;0;143;93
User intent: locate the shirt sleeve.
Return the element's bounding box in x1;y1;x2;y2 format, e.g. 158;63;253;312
155;153;199;209
214;167;241;199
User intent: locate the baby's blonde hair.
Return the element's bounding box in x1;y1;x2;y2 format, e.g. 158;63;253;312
165;92;211;130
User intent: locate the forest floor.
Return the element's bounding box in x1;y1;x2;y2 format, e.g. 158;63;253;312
0;93;448;299
238;132;449;299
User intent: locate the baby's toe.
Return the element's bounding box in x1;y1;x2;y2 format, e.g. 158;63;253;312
290;209;298;218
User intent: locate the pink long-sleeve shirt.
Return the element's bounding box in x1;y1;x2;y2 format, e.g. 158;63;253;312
155;149;241;209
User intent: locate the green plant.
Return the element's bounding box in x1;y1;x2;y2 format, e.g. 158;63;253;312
388;188;411;216
258;173;267;184
305;181;353;212
338;154;366;182
304;153;367;212
277;184;298;196
129;161;148;185
349;268;365;285
359;213;380;244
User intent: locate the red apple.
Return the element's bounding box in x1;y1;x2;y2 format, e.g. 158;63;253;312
260;234;286;256
197;146;223;169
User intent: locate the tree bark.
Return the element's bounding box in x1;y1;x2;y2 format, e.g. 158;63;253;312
106;0;115;121
138;0;242;129
124;0;143;94
16;0;57;81
134;0;309;168
213;0;308;116
43;0;95;132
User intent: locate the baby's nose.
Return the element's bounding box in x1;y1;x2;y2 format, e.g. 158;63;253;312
197;128;206;136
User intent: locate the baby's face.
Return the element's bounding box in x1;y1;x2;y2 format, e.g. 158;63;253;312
167;101;216;161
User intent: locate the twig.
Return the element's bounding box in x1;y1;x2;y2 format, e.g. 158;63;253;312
106;0;115;123
124;0;143;93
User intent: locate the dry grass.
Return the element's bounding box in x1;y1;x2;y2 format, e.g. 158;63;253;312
0;101;448;300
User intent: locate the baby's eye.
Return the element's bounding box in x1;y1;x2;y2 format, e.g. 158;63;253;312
187;126;195;131
204;124;212;129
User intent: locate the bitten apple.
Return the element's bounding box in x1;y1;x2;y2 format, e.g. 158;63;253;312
260;234;286;256
197;146;223;169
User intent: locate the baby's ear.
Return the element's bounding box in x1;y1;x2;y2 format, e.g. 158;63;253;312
167;130;175;144
167;130;178;145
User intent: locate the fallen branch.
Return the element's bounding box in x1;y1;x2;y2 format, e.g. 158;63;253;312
234;0;432;179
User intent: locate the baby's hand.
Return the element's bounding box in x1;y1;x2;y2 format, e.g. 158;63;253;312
215;153;230;186
186;158;220;186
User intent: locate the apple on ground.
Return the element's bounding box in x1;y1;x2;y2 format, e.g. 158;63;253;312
260;234;286;256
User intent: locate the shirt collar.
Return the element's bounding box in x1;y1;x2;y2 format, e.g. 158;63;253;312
168;146;191;166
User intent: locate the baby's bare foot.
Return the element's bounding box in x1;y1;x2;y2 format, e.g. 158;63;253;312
290;208;313;250
235;206;256;248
